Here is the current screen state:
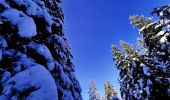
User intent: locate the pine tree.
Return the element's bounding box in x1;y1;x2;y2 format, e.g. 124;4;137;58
112;42;141;99
112;4;170;100
104;81;118;100
0;0;82;100
88;80;100;100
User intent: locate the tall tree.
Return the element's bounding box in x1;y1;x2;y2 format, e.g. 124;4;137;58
88;80;100;100
112;4;170;100
0;0;82;100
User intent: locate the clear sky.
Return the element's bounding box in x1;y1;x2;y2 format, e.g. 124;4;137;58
62;0;168;99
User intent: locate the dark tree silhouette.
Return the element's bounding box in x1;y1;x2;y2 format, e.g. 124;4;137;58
0;0;82;100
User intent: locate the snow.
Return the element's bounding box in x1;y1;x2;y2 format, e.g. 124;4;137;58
47;60;55;71
0;0;82;99
132;58;136;60
145;86;150;95
140;90;143;94
59;52;67;62
11;0;53;33
18;65;58;100
0;0;10;9
147;79;152;86
135;86;142;99
118;6;170;99
165;32;169;36
140;22;156;32
129;88;133;96
159;11;163;16
156;31;165;36
157;51;165;55
17;16;37;38
62;90;74;100
42;10;53;33
155;23;162;29
2;84;13;97
54;34;66;50
1;61;58;100
167;25;170;31
58;64;72;89
1;71;11;83
26;42;56;70
12;0;40;15
1;8;37;38
139;26;146;32
0;36;8;48
139;78;143;88
160;36;167;43
27;42;53;60
0;95;8;100
0;50;58;100
141;64;151;76
140;63;146;67
12;64;22;73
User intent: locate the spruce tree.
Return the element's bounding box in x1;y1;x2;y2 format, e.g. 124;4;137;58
0;0;82;100
88;80;100;100
112;4;170;100
104;81;118;100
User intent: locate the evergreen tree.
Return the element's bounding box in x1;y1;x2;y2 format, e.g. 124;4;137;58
0;0;82;100
112;4;170;100
104;81;118;100
88;80;100;100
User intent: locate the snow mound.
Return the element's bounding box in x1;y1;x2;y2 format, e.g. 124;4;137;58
1;8;37;38
11;0;53;33
0;36;7;48
0;50;58;100
27;42;53;60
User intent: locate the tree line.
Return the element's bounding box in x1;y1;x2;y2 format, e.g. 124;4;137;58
88;80;120;100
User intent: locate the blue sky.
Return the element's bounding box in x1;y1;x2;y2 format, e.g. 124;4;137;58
62;0;168;99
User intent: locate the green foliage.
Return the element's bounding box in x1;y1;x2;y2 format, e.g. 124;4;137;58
112;45;126;69
120;40;138;58
112;4;170;100
129;15;152;29
104;81;118;100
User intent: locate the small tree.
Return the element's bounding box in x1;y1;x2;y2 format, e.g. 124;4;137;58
88;80;100;100
104;81;118;100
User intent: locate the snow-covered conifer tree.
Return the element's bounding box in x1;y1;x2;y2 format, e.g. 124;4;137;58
0;0;82;100
104;81;118;100
88;80;100;100
112;4;170;100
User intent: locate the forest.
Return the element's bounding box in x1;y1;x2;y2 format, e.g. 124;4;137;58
0;0;169;100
